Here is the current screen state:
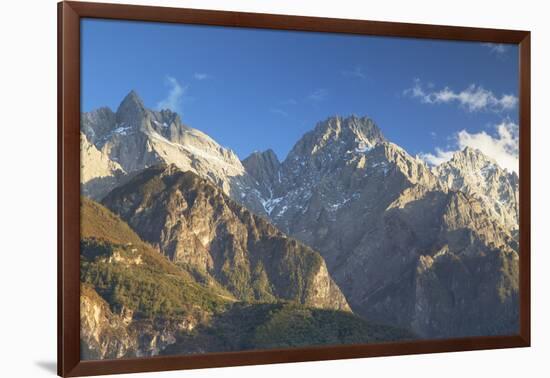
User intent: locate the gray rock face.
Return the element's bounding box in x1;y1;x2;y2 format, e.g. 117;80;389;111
80;107;116;146
81;91;267;211
242;149;281;199
80;285;137;360
80;132;126;198
434;147;519;231
79;197;414;360
247;116;519;338
80;95;520;339
102;164;350;312
115;90;148;130
412;245;519;337
238;116;389;220
80;284;204;359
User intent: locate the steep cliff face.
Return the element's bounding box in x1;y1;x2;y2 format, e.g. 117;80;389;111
80;284;137;360
81;91;267;213
242;149;281;200
80;133;125;198
80;197;229;359
80;133;123;182
80;283;211;359
102;164;350;311
434;147;519;231
80;99;521;341
412;245;519;337
334;186;519;337
80;197;414;359
245;116;519;338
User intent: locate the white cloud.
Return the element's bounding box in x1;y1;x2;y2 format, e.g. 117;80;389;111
342;66;367;80
404;79;517;112
420;148;456;166
482;43;508;55
419;121;519;173
308;88;328;102
193;73;211;80
156;76;186;114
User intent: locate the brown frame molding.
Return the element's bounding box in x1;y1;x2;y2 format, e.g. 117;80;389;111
58;1;531;376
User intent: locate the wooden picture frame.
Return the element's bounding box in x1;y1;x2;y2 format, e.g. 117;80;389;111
58;1;531;376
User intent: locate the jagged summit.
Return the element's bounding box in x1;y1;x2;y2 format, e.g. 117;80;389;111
448;146;497;167
281;115;386;183
81;92;271;216
315;114;385;141
244;148;279;162
82;101;520;340
243;149;280;174
118;89;144;109
116;90;147;126
242;149;282;201
434;146;519;230
102;164;351;311
461;145;480;154
287;115;386;161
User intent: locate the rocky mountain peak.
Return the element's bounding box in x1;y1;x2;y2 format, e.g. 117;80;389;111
81;107;116;146
243;149;280;178
368;142;441;188
281;115;387;184
311;115;385;152
250;148;279;164
434;146;519;230
81;102;520;342
116;90;147;126
102;165;351;311
315;115;384;139
462;145;479;155
120;89;144;107
81;91;267;204
449;146;497;169
439;146;504;179
242;149;282;200
154;108;183;129
287;115;385;161
341;114;386;143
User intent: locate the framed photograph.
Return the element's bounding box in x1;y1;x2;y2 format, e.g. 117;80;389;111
58;1;531;376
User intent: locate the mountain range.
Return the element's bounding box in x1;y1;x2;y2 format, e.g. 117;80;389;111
241;116;519;337
80;180;412;359
80;91;519;357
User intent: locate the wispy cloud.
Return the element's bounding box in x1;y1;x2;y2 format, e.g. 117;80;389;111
270;108;289;117
193;73;212;81
156;76;187;114
419;120;519;173
482;43;508;55
307;88;329;102
420;148;456;166
404;79;517;112
341;66;367;80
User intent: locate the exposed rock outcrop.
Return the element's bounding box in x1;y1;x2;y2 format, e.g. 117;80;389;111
249;116;519;338
81;96;521;340
102;165;350;311
79;197;412;360
81;91;266;213
434;147;519;231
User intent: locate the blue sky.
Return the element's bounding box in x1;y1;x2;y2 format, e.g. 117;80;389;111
81;19;519;171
